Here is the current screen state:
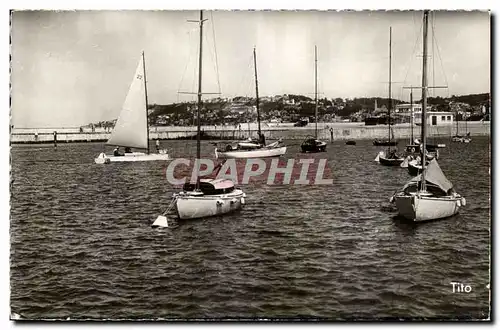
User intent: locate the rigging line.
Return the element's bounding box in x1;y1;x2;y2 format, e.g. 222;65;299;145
401;19;423;88
191;31;199;104
177;28;195;99
431;14;450;97
234;53;253;99
210;11;222;95
204;30;222;98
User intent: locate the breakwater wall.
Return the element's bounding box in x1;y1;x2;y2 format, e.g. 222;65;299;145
10;122;490;144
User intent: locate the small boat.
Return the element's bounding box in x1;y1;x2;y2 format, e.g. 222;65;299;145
375;27;404;167
375;150;405;166
392;159;465;221
94;52;170;164
346;140;356;145
392;11;465;222
174;179;246;220
301;136;327;153
373;139;398;146
153;11;245;227
215;48;286;159
452;111;472;143
300;45;327;153
215;141;286;159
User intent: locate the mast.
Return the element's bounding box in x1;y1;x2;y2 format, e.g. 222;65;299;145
253;47;261;137
314;45;318;138
142;51;150;154
421;10;429;192
388;27;393;151
196;10;204;189
410;90;414;143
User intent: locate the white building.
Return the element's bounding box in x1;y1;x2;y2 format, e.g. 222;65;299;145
414;111;454;126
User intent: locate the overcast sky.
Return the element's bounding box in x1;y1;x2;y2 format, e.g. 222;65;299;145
11;10;490;128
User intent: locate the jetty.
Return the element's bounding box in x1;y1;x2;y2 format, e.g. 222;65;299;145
10;121;490;144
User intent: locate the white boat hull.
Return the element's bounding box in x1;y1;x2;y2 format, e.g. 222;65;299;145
394;193;464;222
215;146;287;159
94;151;170;164
175;189;245;220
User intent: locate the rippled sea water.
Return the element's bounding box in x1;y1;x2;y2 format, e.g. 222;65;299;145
10;136;491;320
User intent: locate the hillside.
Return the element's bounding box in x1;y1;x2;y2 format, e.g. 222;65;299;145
87;92;490;128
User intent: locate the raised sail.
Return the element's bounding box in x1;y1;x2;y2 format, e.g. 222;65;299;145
107;56;148;149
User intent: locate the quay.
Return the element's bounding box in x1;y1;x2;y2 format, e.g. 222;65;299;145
10;121;490;144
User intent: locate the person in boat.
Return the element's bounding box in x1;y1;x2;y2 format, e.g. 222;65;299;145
113;147;124;156
388;149;400;159
124;147;132;153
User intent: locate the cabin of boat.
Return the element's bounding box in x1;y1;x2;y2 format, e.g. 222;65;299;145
182;179;236;195
373;139;398;146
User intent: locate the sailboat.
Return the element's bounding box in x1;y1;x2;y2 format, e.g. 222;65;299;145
153;11;245;227
94;52;170;164
301;45;327;153
214;47;287;159
392;10;465;222
375;27;405;166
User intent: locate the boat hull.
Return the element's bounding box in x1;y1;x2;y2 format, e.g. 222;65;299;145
215;146;287;159
394;193;462;222
379;154;404;166
94;152;170;164
175;189;245;220
373;140;398;146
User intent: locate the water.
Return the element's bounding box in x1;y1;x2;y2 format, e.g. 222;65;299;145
10;137;491;320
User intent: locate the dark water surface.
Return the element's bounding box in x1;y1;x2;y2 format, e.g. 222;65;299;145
10;137;491;320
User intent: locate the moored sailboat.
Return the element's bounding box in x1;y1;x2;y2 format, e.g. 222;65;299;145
375;27;404;166
153;11;245;227
392;10;465;222
301;45;327;153
215;47;286;159
94;52;170;164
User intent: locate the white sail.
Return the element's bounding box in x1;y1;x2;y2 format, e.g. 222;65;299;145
107;56;148;149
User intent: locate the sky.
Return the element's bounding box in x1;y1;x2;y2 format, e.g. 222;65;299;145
10;10;490;128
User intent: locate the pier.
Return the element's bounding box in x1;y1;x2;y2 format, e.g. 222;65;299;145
10;121;490;144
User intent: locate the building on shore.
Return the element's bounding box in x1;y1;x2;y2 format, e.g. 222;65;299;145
413;111;455;126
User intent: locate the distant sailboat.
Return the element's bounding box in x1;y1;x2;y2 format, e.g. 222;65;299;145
215;47;286;159
153;11;245;227
94;52;170;164
392;11;465;222
452;112;472;143
301;45;327;153
375;27;404;166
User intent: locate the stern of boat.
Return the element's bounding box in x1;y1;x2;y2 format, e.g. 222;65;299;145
394;193;416;220
94;152;110;164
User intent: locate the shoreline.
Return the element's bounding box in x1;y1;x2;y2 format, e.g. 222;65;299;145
10;121;490;144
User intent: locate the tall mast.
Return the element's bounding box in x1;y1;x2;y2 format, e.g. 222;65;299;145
410;90;413;143
253;47;261;136
314;45;318;138
421;10;429;192
142;51;150;154
388;26;393;151
196;10;204;189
